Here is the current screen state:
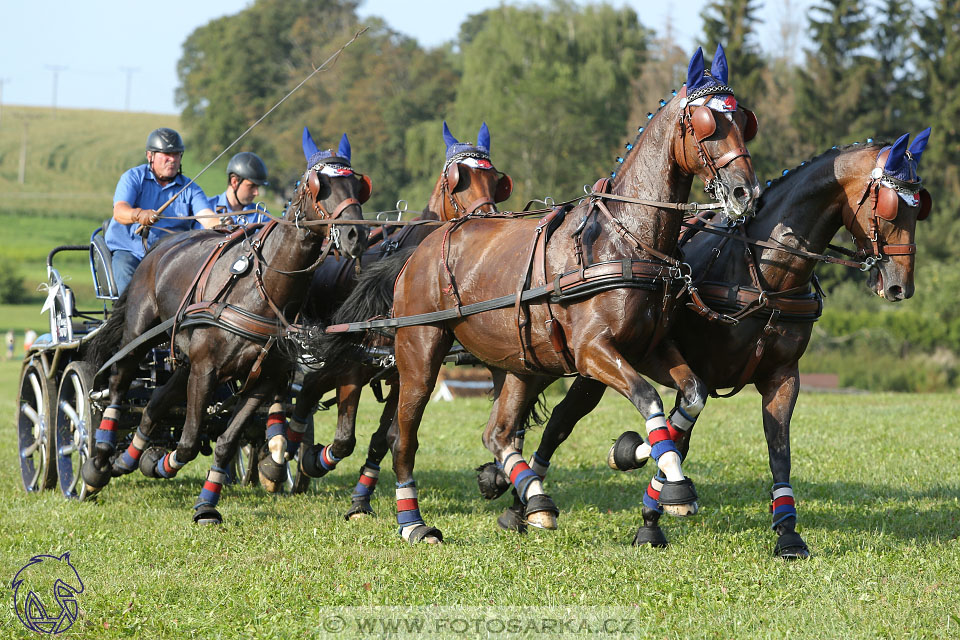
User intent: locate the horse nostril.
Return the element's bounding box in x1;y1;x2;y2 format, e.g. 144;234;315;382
733;186;749;203
886;285;903;300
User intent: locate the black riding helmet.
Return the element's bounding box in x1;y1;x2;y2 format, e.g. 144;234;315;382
226;151;269;186
145;127;185;154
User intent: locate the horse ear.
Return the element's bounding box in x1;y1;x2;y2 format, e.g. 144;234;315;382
909;127;931;166
338;134;351;163
357;173;372;204
302;127;319;162
883;133;910;174
495;173;513;203
442;121;459;149
711;44;729;84
478;122;491;152
686;47;705;92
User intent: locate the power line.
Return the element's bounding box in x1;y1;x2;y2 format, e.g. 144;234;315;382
44;65;67;116
119;66;139;111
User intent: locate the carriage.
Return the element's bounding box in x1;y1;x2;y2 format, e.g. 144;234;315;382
15;224;310;500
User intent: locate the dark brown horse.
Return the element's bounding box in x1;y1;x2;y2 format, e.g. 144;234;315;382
282;123;512;511
82;130;370;524
497;130;932;557
310;45;761;544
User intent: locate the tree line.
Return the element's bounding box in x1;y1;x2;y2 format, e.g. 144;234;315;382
177;0;960;389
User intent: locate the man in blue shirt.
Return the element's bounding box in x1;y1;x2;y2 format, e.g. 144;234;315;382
207;151;272;226
106;128;216;294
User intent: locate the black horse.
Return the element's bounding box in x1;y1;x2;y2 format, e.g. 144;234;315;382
83;130;370;524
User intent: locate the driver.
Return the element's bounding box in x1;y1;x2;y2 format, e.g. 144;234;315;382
107;127;216;294
207;151;272;226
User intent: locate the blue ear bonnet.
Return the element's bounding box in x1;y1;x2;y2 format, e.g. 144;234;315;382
880;127;931;182
443;121;491;162
685;44;735;101
302;127;353;170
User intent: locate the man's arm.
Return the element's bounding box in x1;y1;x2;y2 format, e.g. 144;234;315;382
193;207;218;229
113;201;157;226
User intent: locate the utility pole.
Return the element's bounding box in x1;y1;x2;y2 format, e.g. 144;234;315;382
120;66;139;111
18;113;39;184
45;65;67;116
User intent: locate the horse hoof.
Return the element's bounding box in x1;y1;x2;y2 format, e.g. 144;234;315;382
407;525;443;545
139;447;167;478
524;494;559;530
658;477;699;517
607;431;648;471
81;457;112;489
774;531;810;560
344;502;375;521
632;525;668;548
299;443;328;479
257;446;287;494
193;506;223;526
476;462;510;500
497;506;527;534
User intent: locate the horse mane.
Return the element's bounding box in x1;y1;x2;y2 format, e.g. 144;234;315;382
300;247;415;366
610;91;679;187
755;141;888;214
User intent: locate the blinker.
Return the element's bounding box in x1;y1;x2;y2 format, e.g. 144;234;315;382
691;105;717;141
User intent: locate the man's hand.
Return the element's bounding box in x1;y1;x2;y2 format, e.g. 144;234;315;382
134;208;159;226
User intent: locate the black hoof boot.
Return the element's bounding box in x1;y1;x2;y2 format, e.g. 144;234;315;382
344;500;375;520
257;445;287;494
406;525;443;545
774;531;810;560
607;431;647;471
299;443;329;479
658;477;699;517
193;505;223;525
632;525;668;548
524;494;559;530
497;504;527;534
81;456;112;490
139;447;168;479
476;462;510;500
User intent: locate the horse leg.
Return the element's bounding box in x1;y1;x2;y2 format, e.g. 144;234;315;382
345;377;398;520
301;371;362;479
392;325;453;544
756;366;810;559
111;367;188;477
141;365;217;481
194;387;271;525
482;373;558;531
256;390;292;493
578;343;698;518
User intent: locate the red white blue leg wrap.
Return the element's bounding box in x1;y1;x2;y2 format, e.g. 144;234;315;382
286;415;308;458
115;427;149;472
195;466;229;509
396;480;425;540
95;405;121;448
501;451;544;504
317;445;341;472
646;413;679;461
770;482;797;528
351;461;380;501
643;472;666;514
156;450;185;479
530;451;551;480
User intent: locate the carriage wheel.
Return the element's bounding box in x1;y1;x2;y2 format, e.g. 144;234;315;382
17;358;57;492
55;361;100;500
230;443;259;486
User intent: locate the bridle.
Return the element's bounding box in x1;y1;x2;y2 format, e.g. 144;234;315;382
298;160;370;247
844;150;930;268
441;151;513;215
676;82;757;207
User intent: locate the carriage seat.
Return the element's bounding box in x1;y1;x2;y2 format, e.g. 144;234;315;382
90;221;120;301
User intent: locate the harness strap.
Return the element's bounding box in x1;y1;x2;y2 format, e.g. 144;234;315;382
712;309;780;398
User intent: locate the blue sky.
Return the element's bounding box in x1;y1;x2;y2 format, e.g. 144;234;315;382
0;0;811;115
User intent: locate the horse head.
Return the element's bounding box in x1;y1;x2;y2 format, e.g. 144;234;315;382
840;128;931;301
672;45;760;222
12;552;85;634
437;121;512;219
299;128;370;258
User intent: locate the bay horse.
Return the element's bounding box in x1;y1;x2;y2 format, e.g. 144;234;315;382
280;122;512;509
490;130;932;558
309;45;761;544
83;130;370;524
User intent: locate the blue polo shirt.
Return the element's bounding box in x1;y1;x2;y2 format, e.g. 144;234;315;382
206;192;272;226
107;165;211;259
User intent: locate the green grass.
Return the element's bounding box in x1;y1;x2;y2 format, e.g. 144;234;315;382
2;356;958;638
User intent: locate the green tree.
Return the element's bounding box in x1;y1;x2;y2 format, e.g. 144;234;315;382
794;0;872;152
451;2;649;205
700;0;765;101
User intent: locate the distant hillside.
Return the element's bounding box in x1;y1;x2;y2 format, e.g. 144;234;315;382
0;105;282;297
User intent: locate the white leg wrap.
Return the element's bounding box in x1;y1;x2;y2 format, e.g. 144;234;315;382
646;414;683;482
634;440;652;465
268;434;287;465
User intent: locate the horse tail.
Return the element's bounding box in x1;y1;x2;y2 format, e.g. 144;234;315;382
82;291;129;372
303;247;415;366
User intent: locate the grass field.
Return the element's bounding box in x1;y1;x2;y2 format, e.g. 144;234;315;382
2;351;958;638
